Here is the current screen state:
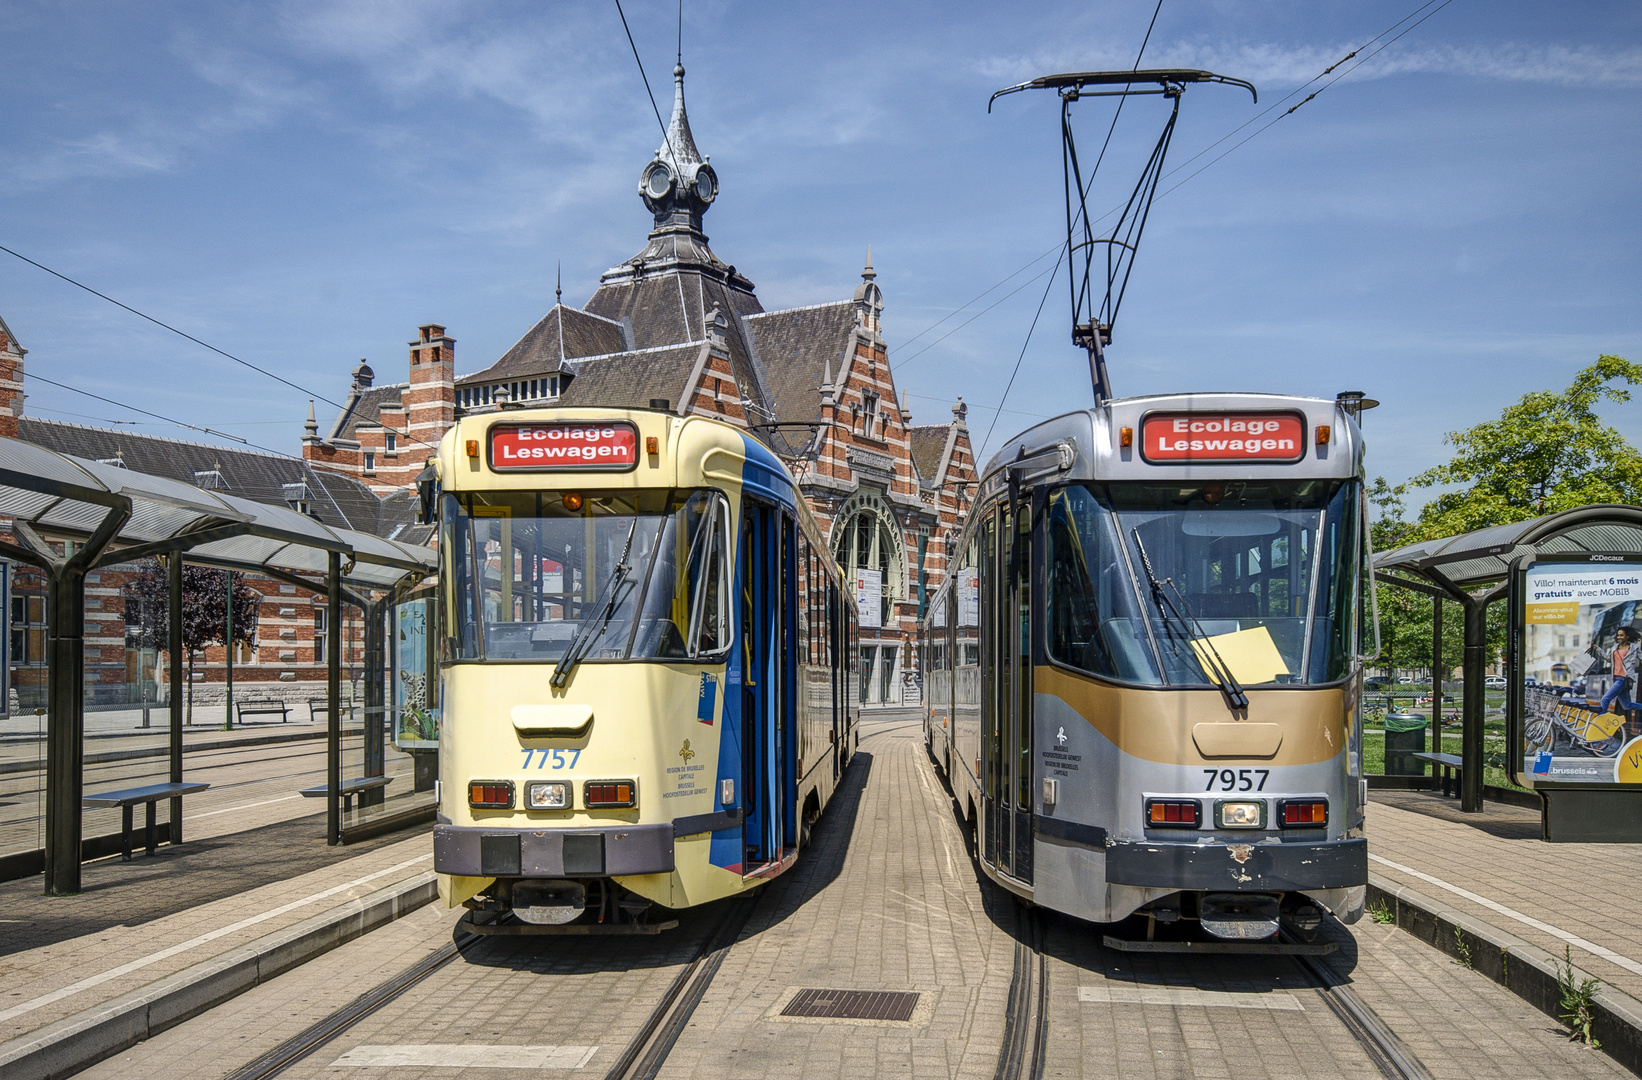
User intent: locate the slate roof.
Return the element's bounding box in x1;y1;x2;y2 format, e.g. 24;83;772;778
17;418;416;541
553;343;705;411
329;382;407;442
909;425;952;485
460;306;628;385
743;302;856;426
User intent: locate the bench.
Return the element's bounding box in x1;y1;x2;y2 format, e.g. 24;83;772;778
308;698;358;723
1412;751;1464;797
235;698;290;724
83;781;211;861
299;775;392;812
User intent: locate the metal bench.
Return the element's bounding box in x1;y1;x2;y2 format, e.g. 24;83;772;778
308;698;358;723
235;698;290;724
83;781;211;861
1412;751;1464;797
299;775;392;812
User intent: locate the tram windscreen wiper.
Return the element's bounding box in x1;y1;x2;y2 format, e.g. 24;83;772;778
1130;530;1249;710
550;516;641;689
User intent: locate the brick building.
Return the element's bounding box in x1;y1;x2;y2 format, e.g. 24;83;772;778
304;64;977;706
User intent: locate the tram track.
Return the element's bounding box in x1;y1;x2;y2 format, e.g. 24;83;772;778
213;889;761;1080
1290;945;1434;1080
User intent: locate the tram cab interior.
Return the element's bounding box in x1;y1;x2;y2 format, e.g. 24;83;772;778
926;393;1372;942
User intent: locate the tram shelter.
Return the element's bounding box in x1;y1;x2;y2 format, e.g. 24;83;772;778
0;438;435;894
1374;505;1642;837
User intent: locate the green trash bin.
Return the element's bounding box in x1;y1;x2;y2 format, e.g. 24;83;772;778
1383;711;1426;776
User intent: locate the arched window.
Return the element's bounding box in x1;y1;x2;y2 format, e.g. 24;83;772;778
831;494;905;629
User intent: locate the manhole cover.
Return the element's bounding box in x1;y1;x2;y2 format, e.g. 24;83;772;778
780;989;919;1021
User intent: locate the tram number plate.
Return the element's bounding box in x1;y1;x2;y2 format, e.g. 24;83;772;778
1204;768;1269;792
523;749;582;769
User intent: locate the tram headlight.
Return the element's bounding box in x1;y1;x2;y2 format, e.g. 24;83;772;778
526;781;570;810
1215;800;1266;829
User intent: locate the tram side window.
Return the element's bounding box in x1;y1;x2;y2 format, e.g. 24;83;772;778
1306;481;1361;683
1045;487;1162;684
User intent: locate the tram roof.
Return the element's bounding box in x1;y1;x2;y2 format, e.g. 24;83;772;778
0;436;434;591
1374;504;1642;591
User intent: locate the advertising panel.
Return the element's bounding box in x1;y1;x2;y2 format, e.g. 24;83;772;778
855;568;882;630
1140;411;1306;464
489;422;638;471
394;597;439;749
1521;561;1642;784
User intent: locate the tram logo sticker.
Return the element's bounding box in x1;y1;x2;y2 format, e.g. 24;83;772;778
1521;562;1642;783
697;673;718;725
489;421;638;471
678;739;696;764
1140;412;1305;464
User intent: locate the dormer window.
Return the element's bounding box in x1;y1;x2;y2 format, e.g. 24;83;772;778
193;469;227;490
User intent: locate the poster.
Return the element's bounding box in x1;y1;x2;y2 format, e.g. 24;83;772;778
394;597;440;748
1521;562;1642;783
855;568;882;630
957;567;979;628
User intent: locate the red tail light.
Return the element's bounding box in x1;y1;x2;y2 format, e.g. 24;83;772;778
584;780;637;808
468;781;514;809
1280;799;1328;827
1146;799;1201;828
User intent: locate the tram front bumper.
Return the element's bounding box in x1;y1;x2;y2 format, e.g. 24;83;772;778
1104;837;1366;892
434;823;675;878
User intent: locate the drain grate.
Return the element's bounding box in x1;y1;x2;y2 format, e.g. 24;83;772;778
781;989;919;1021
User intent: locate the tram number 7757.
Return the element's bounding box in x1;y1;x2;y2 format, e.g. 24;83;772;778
522;749;583;770
1203;768;1269;792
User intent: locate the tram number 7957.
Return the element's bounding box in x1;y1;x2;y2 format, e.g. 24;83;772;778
1203;768;1269;792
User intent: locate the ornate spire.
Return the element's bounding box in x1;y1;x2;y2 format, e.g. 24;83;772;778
302;399;319;444
638;64;717;228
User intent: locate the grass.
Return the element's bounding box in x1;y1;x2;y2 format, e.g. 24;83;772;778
1361;728;1531;792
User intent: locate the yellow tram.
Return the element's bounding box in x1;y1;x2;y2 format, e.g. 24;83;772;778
429;407;857;930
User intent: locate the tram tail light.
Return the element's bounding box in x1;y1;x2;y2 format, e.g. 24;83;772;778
1279;799;1328;827
584;780;637;809
468;780;514;809
1146;799;1201;828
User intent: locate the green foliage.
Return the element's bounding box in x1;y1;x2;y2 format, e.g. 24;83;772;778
1368;356;1642;674
1453;923;1473;968
1368;898;1395;924
1557;945;1602;1047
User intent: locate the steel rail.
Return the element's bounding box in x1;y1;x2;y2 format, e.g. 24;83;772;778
1291;945;1434;1080
994;904;1047;1080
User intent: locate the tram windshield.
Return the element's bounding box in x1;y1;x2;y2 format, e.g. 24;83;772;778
440;488;731;664
1046;479;1361;687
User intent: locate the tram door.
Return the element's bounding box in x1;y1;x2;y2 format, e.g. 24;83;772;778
981;498;1035;884
739;499;790;869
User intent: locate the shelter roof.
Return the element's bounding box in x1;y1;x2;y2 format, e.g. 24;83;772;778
1374;504;1642;590
0;436;433;592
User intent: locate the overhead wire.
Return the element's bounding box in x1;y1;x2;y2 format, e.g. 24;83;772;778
25;372;300;457
615;0;678;164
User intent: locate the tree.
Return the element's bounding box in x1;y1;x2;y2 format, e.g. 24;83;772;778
125;559;262;722
1367;356;1642;676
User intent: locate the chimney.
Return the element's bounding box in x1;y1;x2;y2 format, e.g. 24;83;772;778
0;317;27;440
406;323;455;451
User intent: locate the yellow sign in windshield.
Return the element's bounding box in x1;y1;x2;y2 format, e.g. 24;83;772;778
1191;625;1290;686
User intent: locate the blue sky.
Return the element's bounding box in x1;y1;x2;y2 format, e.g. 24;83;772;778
3;0;1639;497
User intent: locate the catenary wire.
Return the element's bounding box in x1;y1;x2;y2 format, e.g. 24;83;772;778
615;0;678;166
24;372;299;458
894;0;1452;366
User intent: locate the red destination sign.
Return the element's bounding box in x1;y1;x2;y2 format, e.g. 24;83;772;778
1140;412;1305;464
489;422;639;471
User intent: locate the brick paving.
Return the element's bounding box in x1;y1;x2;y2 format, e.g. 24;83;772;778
0;823;432;1045
1367;790;1642;1003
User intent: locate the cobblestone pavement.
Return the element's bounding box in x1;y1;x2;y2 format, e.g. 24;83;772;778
0;824;432;1045
41;719;1640;1078
1367;790;1642;1002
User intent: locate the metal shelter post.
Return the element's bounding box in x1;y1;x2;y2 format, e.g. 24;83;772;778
361;596;387;809
224;570;234;730
1461;593;1489;813
1431;595;1442;766
326;551;342;844
168;554;184;843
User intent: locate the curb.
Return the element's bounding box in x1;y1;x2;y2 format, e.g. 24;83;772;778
1368;872;1642;1076
0;870;438;1080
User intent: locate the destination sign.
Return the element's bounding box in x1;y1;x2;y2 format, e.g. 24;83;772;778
489;422;639;471
1140;412;1306;464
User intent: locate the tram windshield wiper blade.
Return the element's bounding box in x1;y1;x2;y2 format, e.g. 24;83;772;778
550;516;641;689
1130;530;1249;710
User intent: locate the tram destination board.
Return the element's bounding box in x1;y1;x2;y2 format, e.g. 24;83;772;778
488;421;639;472
1140;410;1306;464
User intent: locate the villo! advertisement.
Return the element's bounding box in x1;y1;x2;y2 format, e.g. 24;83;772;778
1522;562;1642;784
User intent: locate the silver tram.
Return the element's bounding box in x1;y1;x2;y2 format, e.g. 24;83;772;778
923;391;1373;941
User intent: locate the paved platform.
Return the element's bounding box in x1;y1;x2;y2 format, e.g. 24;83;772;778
0;814;434;1050
1367;789;1642;1005
71;716;1632;1079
